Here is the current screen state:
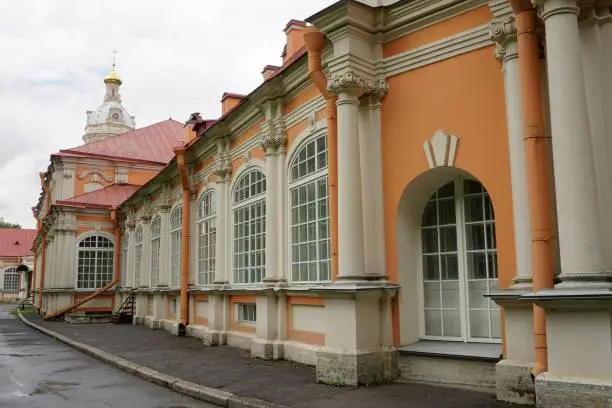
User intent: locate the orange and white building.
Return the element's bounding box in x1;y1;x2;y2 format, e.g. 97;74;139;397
32;0;612;406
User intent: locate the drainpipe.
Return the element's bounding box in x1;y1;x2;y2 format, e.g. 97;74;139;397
174;146;191;335
511;1;555;379
38;172;50;312
302;27;339;280
110;208;121;284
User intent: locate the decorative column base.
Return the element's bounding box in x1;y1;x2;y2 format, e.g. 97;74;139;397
487;292;535;406
524;291;612;407
496;360;535;406
250;294;285;360
315;287;399;386
316;348;399;386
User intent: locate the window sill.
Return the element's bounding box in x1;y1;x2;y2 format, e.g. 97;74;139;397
398;340;502;362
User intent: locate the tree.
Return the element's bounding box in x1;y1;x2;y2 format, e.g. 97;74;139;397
0;218;21;229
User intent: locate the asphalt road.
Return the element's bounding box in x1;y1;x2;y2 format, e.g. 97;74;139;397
0;304;215;408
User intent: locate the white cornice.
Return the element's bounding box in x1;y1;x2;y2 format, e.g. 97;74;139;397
383;23;492;78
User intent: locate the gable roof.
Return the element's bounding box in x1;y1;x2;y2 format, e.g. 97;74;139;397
56;183;141;209
57;119;185;165
0;229;36;258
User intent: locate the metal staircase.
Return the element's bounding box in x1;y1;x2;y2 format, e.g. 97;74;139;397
111;289;135;324
16;296;33;311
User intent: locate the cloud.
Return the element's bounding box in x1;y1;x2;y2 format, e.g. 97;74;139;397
0;0;335;228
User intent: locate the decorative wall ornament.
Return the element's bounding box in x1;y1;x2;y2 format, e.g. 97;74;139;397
158;183;172;211
327;71;388;99
423;130;460;169
214;138;232;180
140;196;153;221
260;118;287;152
77;168;113;183
126;208;137;229
489;16;517;61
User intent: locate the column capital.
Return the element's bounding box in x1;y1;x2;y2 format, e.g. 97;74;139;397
328;71;388;100
537;0;580;21
260;118;287;154
490;16;518;62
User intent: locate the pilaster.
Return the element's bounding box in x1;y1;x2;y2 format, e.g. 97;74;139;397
328;72;387;282
259;98;287;286
213;137;231;286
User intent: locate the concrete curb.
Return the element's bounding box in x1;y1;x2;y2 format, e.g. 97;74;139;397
17;311;289;408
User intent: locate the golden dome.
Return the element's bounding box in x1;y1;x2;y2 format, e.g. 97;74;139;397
104;66;122;85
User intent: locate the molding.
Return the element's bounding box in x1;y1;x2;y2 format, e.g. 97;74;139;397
77;168;113;183
423;130;460;168
383;0;489;42
489;15;518;62
383;24;492;78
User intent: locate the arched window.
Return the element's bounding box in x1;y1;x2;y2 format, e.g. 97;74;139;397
198;190;217;285
170;206;183;287
150;216;161;287
134;226;143;287
420;178;500;342
289;134;330;282
232;169;266;284
121;232;129;287
77;234;114;289
3;267;19;292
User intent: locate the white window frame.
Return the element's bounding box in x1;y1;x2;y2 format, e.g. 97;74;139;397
197;190;217;286
231;168;266;286
237;303;256;326
2;267;19;292
150;216;161;287
170;206;183;287
418;177;501;344
287;133;330;284
133;225;143;288
75;233;115;290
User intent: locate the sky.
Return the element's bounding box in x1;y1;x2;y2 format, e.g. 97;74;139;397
0;0;336;229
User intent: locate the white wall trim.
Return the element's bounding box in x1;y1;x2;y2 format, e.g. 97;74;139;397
383;24;492;78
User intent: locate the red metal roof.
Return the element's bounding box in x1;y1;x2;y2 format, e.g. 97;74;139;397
57;119;185;165
57;184;141;209
0;229;36;258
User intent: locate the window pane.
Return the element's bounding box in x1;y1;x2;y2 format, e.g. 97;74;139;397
464;196;484;222
422;255;439;280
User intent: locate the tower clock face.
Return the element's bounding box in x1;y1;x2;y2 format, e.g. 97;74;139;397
111;112;120;121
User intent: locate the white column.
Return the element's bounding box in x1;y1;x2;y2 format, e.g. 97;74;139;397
580;9;612;269
332;82;366;280
358;94;387;278
263;147;280;283
55;233;65;288
276;147;287;283
126;225;135;288
140;220;150;287
214;174;229;285
540;0;609;286
491;19;533;288
189;194;197;286
46;237;56;289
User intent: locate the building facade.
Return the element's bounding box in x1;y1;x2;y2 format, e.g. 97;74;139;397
32;0;612;407
0;229;36;300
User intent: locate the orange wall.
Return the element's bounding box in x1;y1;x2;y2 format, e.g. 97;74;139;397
229;120;263;151
381;46;515;288
383;7;493;57
128;170;159;186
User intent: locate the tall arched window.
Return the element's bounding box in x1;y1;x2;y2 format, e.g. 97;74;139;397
77;234;114;289
289;134;330;282
150;216;161;287
170;206;183;287
232;169;266;284
198;190;217;285
121;232;129;287
3;267;19;292
420;178;500;342
134;226;143;287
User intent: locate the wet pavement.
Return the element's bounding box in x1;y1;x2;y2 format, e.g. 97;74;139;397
25;310;522;408
0;304;214;408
